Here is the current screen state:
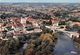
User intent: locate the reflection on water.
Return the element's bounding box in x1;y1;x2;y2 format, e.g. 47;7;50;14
54;32;78;55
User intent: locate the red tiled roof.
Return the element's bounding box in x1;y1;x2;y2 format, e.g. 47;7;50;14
73;22;80;26
27;17;35;21
12;22;23;28
51;18;59;23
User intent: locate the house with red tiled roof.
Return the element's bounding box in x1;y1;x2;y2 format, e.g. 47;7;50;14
51;18;59;27
12;21;23;31
21;17;27;27
26;17;34;21
73;22;80;26
51;18;60;23
21;17;37;27
0;23;4;32
10;17;21;23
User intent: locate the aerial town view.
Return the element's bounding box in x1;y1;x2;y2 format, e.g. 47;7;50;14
0;0;80;55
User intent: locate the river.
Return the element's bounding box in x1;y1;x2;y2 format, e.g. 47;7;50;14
54;31;79;55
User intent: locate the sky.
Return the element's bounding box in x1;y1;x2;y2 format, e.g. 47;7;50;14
0;0;80;3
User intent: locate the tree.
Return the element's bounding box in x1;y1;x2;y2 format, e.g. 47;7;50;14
58;21;66;25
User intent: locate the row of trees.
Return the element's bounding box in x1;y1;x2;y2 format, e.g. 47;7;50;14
0;26;57;55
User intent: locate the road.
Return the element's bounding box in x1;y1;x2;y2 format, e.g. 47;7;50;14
54;31;78;55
